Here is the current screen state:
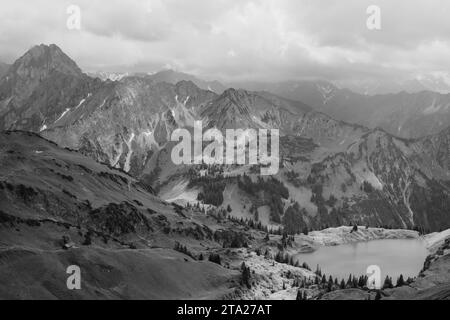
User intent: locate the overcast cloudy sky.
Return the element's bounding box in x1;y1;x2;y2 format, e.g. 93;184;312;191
1;0;450;83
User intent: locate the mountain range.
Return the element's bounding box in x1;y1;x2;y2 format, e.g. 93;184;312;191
76;70;450;139
335;75;450;96
230;80;450;139
0;44;449;233
84;71;450;139
87;69;227;94
0;44;449;300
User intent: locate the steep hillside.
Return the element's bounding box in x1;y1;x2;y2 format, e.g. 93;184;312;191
43;78;217;175
301;128;450;231
0;131;447;300
1;130;332;299
0;131;246;299
152;100;450;232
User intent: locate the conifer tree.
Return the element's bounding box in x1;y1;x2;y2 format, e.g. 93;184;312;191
296;289;303;300
315;264;322;277
346;274;353;288
383;276;393;289
396;274;405;287
375;290;382;300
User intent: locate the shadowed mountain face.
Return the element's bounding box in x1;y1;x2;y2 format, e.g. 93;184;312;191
0;62;9;79
231;80;450;139
0;44;82;102
0;44;103;132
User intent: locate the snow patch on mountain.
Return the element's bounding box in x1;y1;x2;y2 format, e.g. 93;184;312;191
55;108;71;123
423;101;442;115
139;130;159;150
74;98;86;109
124;132;135;172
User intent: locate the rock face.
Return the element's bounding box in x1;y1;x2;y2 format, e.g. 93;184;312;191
0;44;103;132
0;62;9;79
42;78;217;176
303;226;419;246
302;128;450;231
0;44;83;104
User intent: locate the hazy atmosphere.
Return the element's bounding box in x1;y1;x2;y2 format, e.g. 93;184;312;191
1;0;450;84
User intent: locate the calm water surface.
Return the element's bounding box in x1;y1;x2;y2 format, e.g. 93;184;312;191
294;239;428;280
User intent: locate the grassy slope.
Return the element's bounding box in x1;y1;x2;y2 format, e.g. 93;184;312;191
0;131;240;299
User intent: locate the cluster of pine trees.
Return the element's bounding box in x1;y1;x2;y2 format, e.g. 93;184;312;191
208;253;221;265
187;166;229;206
285;170;302;187
283;202;309;235
382;274;413;289
227;215;284;235
237;174;289;223
173;241;196;260
213;230;249;248
196;180;226;206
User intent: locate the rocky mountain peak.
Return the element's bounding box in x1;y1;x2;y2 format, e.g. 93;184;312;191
211;88;254;113
9;43;82;78
0;44;84;103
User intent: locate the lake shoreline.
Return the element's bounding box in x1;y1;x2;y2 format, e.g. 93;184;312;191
293;226;420;253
